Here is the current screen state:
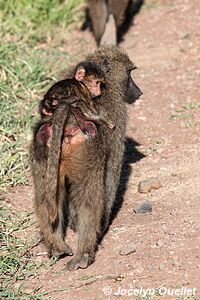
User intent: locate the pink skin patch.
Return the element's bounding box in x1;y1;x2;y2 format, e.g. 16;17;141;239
37;102;98;146
36;123;52;145
83;121;97;138
70;107;98;138
64;122;97;139
63;122;97;146
64;126;81;138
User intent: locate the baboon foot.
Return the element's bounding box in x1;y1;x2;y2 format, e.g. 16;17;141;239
49;243;73;258
66;253;94;271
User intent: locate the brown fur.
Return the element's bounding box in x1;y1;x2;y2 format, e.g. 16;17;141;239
39;61;106;117
35;62;115;225
29;62;111;257
29;114;73;256
29;46;143;269
88;0;144;44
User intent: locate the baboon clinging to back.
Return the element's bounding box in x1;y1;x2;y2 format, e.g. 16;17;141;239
39;61;107;118
30;46;143;270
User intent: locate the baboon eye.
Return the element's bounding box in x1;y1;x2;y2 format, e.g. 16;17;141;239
100;82;106;90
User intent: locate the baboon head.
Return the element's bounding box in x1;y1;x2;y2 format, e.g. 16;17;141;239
87;46;143;104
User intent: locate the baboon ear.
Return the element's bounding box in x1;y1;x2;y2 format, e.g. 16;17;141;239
101;58;111;73
75;66;86;81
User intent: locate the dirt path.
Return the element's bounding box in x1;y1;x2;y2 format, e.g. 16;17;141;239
8;0;200;298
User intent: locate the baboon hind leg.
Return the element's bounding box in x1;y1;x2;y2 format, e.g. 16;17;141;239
36;186;73;258
102;153;123;235
66;172;104;270
88;0;108;44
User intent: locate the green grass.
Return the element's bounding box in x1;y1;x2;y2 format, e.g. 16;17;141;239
142;0;161;10
0;200;55;298
0;0;85;297
0;0;85;43
0;42;73;190
169;102;200;126
0;0;85;192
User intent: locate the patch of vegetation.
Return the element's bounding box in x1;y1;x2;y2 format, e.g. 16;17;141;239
169;102;200;125
0;0;85;43
142;0;161;10
0;0;84;192
0;201;54;298
1;0;84;297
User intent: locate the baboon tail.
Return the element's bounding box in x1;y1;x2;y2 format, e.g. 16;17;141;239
45;103;70;223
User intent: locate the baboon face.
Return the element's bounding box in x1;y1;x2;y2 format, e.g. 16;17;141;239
82;75;103;98
100;55;143;104
74;61;106;98
125;70;143;104
115;64;142;104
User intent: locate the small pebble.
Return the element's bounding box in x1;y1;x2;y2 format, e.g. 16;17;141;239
134;200;152;214
159;263;165;270
156;240;164;248
172;256;181;267
138;177;162;193
119;243;136;256
134;267;144;275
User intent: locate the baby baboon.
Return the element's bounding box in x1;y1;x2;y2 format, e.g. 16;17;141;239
30;46;143;270
37;60;114;145
39;61;106;118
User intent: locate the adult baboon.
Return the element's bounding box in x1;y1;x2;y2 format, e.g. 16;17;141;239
30;46;143;270
88;0;144;45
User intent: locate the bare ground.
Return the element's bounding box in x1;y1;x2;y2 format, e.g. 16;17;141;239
6;0;200;298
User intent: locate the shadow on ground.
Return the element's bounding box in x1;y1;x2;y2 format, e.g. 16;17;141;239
106;137;145;232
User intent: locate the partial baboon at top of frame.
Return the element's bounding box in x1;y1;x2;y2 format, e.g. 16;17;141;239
83;0;144;45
